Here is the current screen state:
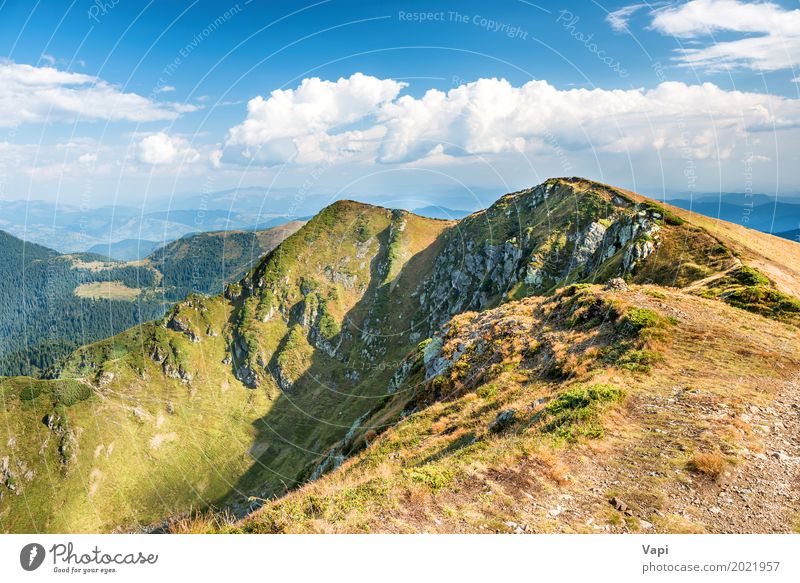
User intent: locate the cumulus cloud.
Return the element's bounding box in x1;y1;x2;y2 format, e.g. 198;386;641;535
220;74;800;170
378;78;800;163
225;72;406;164
137;132;200;165
649;0;800;71
0;61;193;126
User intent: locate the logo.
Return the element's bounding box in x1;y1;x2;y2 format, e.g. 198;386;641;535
20;543;46;571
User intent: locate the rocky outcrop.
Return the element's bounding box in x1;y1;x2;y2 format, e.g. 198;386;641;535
166;314;200;343
417;182;664;333
420;238;525;329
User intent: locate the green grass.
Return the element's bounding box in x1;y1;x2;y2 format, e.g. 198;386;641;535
539;383;624;442
622;308;662;332
697;266;800;325
405;465;454;492
616;349;663;373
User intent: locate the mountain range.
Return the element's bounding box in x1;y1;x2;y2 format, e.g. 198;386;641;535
666;195;800;236
0;197;298;254
0;178;798;534
3;189;798;259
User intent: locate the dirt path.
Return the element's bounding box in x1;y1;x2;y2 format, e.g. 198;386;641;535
682;256;742;293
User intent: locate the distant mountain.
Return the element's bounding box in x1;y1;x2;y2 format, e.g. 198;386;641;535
672;192;800;205
86;239;162;261
0;198;299;253
775;229;799;243
0;222;302;376
0;231;166;376
411;205;473;220
3;178;799;533
666;196;800;239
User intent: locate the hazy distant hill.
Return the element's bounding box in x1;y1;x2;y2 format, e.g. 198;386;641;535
0;198;298;253
666;194;800;239
86;239;161;261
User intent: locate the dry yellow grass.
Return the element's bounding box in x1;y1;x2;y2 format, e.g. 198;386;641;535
687;451;727;480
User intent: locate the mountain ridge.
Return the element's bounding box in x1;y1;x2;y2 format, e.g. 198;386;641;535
1;178;798;533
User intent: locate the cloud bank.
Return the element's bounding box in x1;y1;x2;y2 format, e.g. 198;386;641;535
0;62;193;126
221;74;800;167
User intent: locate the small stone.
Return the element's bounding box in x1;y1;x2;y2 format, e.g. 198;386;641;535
605;277;629;292
709;506;721;514
609;496;628;512
771;451;789;462
640;520;653;529
489;409;516;433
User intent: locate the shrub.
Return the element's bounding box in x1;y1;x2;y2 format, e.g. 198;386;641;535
617;349;663;373
730;266;770;287
53;379;92;406
476;384;498;400
317;312;340;340
622;307;661;332
17;382;44;402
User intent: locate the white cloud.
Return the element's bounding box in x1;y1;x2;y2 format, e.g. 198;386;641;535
0;61;193;126
649;0;800;71
78;153;97;164
221;75;800;170
225;72;406;164
156;85;176;93
377;78;800;163
606;4;648;32
137;132;200;165
217;73;800;197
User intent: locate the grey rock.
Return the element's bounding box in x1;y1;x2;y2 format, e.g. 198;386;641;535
489;409;517;433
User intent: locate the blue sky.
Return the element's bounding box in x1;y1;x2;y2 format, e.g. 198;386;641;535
1;0;799;209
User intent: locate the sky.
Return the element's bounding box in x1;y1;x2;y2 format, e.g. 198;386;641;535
0;0;799;211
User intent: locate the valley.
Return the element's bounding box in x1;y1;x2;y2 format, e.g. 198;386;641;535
0;222;303;376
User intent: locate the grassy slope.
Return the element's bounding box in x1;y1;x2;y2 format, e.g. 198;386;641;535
225;284;800;534
212;179;800;534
